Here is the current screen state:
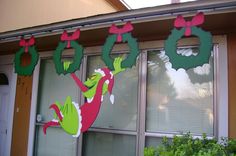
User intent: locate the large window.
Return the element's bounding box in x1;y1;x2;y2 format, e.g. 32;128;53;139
145;48;214;147
33;40;222;156
34;60;79;156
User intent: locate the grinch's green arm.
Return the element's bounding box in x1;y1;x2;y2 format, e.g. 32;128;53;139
112;57;125;75
63;61;89;93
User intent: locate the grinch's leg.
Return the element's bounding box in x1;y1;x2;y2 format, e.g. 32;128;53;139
43;120;60;135
50;104;63;121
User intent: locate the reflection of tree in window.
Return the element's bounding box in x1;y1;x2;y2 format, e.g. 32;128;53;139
147;50;177;105
147;50;177;132
186;54;213;84
146;49;213;135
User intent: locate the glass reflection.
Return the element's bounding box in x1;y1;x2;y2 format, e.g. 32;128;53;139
146;48;214;136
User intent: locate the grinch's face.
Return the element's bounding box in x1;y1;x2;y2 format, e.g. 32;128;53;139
83;69;108;100
84;72;102;89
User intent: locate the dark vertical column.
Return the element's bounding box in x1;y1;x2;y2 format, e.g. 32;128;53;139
227;33;236;138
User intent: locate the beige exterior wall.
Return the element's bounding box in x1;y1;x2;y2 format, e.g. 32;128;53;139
0;0;116;33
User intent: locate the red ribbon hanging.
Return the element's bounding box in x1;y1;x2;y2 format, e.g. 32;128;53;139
19;36;35;53
61;29;80;48
109;22;133;42
174;12;204;36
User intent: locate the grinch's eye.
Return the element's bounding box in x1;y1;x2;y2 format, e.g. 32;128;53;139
90;75;97;80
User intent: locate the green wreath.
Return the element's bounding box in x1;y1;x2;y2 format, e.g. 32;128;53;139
53;40;83;75
102;33;139;70
164;26;213;70
14;46;39;76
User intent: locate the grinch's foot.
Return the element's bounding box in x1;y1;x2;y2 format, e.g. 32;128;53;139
43;120;59;135
50;104;63;121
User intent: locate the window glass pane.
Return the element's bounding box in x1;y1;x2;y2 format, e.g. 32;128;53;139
146;48;214;135
37;59;79;121
35;59;79;155
145;137;166;147
82;131;136;156
34;126;77;156
87;55;138;131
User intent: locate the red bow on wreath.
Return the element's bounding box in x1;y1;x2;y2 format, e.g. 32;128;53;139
109;22;133;42
61;29;80;48
19;36;35;53
174;12;204;36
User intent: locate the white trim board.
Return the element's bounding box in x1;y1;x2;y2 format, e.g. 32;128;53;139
215;35;228;138
27;60;40;156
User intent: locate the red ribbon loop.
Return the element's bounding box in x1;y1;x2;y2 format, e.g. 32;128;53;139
61;29;80;48
174;12;204;36
109;22;133;42
19;36;35;53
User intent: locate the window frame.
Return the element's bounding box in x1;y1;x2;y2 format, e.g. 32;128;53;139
27;35;228;156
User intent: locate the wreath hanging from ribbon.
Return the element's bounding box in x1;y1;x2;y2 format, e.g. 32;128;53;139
53;29;84;75
14;36;39;76
164;12;213;70
102;22;140;70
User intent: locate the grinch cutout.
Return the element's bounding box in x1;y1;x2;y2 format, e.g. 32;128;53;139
43;57;125;137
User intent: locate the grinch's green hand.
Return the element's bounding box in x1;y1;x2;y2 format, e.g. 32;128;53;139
63;61;72;71
113;57;125;75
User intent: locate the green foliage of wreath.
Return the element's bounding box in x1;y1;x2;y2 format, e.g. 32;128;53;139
164;26;213;70
14;46;39;76
102;33;139;70
53;40;83;75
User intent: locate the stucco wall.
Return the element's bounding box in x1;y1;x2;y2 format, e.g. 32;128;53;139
0;0;116;33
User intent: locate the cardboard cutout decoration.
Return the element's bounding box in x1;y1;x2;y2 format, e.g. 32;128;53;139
102;22;139;70
43;96;82;137
53;29;83;75
43;57;125;137
164;12;213;70
14;36;39;75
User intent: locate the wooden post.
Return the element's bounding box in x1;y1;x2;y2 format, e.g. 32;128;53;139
227;33;236;139
11;54;33;156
